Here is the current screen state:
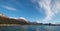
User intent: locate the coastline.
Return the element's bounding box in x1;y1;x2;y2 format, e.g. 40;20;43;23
0;24;20;26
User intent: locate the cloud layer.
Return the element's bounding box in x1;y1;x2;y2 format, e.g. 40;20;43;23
32;0;60;23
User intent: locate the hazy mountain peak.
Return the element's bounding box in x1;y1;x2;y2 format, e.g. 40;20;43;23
9;17;28;21
9;17;17;19
0;13;4;16
0;13;8;18
18;17;28;21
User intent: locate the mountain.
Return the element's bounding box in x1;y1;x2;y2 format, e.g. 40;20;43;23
0;13;29;25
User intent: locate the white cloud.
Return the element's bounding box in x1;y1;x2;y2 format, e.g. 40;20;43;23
2;6;16;11
52;0;60;14
32;0;60;23
38;0;54;21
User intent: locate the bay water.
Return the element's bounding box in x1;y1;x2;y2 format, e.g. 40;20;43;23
0;25;60;31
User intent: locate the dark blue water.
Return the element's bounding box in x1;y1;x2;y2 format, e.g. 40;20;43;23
0;25;60;31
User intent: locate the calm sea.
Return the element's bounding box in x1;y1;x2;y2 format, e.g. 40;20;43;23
0;25;60;31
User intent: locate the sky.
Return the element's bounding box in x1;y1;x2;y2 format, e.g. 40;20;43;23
0;0;60;24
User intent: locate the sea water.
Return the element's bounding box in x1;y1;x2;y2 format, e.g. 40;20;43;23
0;25;60;31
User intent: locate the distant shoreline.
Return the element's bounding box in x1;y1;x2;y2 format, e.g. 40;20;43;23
0;24;20;26
0;24;60;26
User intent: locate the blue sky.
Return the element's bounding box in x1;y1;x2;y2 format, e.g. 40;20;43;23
0;0;60;24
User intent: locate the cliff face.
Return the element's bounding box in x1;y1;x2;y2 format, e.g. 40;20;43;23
0;14;29;25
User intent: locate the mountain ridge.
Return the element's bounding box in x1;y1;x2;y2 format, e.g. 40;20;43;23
0;13;29;25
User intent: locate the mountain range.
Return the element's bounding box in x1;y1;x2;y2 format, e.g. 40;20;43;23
0;13;30;25
0;13;59;26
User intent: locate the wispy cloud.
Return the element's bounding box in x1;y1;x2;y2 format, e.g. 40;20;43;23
51;0;60;14
38;0;54;21
2;6;17;11
32;0;60;23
